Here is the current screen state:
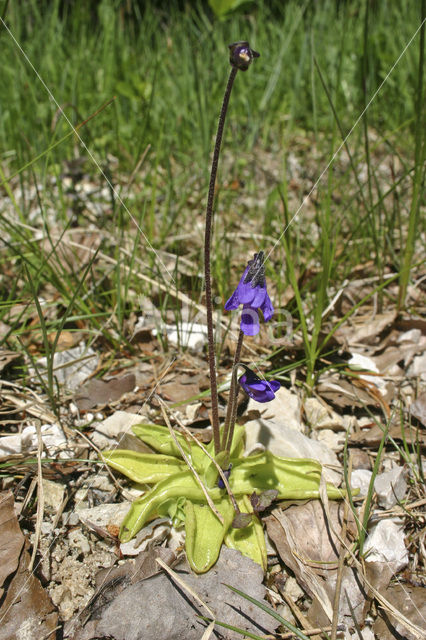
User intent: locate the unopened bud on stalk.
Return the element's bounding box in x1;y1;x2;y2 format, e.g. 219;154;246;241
228;41;260;71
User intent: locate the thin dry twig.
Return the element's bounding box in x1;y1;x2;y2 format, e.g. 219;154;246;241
1;385;56;424
155;557;216;618
281;592;323;640
28;422;44;571
331;456;352;640
171;411;240;514
279;625;344;639
157;397;224;525
200;621;216;640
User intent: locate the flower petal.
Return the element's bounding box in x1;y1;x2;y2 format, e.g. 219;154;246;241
260;292;274;322
237;281;257;305
250;283;267;308
224;288;241;310
240;306;260;336
253;387;275;402
268;380;281;393
224;266;251;308
244;381;268;391
239;374;266;393
239;368;280;403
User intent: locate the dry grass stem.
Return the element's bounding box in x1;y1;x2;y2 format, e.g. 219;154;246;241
155;557;216;618
28;422;44;571
158;397;224;525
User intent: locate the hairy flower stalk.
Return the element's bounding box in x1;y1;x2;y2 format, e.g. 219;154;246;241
221;328;244;452
222;360;280;454
204;42;259;455
222;250;276;453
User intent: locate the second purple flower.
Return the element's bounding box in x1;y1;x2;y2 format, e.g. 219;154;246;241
239;366;280;403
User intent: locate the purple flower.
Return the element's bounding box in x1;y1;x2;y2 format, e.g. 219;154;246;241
228;42;260;71
224;251;274;336
239;366;280;403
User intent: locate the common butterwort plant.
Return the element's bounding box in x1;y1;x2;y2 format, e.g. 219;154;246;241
103;42;344;573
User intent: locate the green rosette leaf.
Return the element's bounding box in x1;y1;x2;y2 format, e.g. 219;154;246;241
225;495;267;571
185;497;235;573
102;450;185;484
119;470;222;542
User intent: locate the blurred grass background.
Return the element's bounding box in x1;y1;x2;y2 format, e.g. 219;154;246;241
1;1;421;168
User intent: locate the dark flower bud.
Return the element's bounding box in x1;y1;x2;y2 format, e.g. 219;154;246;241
244;251;266;288
218;464;232;489
228;41;260;71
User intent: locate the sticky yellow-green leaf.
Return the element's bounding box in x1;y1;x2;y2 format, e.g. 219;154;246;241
131;423;208;469
132;424;190;458
229;451;344;500
185;498;235;573
225;496;267;571
102;450;185;484
119;470;222;542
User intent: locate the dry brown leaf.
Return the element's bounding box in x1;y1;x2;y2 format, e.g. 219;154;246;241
364;560;395;598
0;491;58;639
410;392;426;427
374;342;426;373
349;421;426;449
306;565;368;630
74;373;136;411
373;584;426;640
0;491;25;599
47;329;77;349
160;373;201;403
0;349;20;373
266;502;355;577
265;502;366;628
334;311;396;347
265;508;335;622
397;317;426;334
317;376;379;409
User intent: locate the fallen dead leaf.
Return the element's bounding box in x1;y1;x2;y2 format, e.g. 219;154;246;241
373;584;426;640
0;491;25;599
266;501;356;577
74;373;136;411
160;373;201;403
306;565;368;630
0;491;58;640
334;311;396;347
349;421;426;449
317;375;379;410
410;392;426;426
0;349;20;373
265;502;362;627
47;329;77;349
